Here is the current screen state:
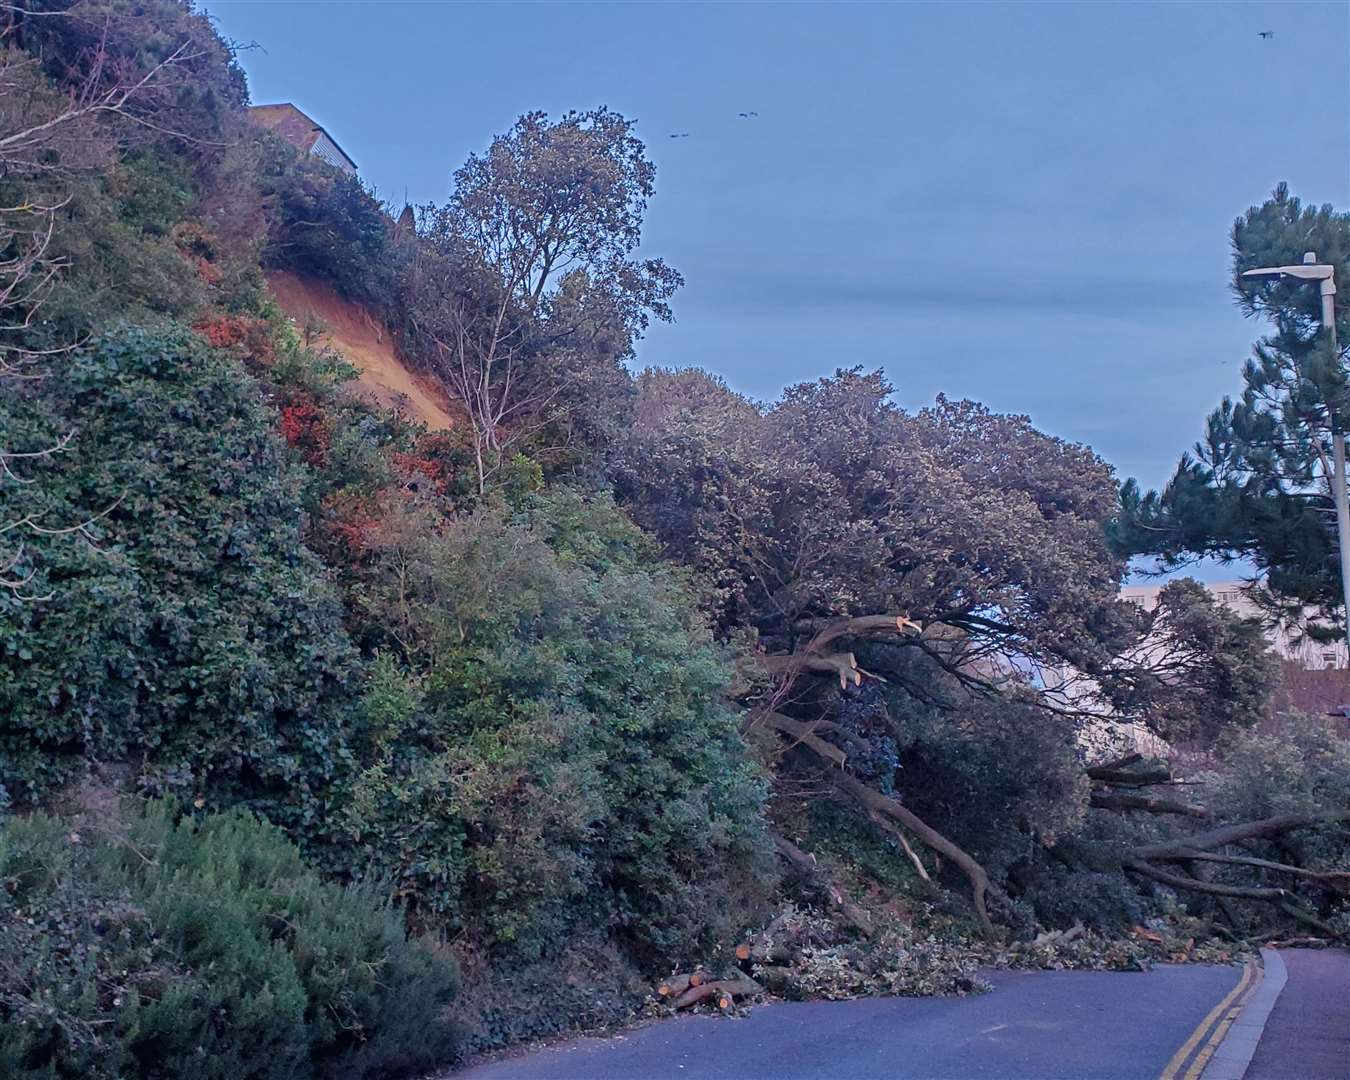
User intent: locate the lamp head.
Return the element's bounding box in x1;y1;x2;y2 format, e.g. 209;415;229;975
1242;263;1334;282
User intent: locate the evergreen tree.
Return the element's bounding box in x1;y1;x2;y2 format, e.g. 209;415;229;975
1115;184;1350;635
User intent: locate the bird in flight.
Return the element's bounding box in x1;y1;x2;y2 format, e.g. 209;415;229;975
668;132;690;138
738;111;759;118
1258;30;1274;38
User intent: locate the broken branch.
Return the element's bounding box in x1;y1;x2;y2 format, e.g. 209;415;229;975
1090;792;1211;819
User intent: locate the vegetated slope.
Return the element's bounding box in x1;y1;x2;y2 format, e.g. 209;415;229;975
268;271;457;431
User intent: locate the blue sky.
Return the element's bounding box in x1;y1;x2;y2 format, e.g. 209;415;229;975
206;0;1348;495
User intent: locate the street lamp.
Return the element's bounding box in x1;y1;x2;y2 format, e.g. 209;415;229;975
1241;252;1347;650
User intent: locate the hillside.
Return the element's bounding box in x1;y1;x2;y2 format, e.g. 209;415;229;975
268;271;457;430
1;5;1347;1079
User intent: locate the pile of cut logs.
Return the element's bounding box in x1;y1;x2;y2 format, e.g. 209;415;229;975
655;969;761;1011
655;921;805;1011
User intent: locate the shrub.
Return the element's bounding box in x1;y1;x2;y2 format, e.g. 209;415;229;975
334;489;775;966
259;140;402;311
0;801;459;1080
0;325;358;830
888;689;1090;884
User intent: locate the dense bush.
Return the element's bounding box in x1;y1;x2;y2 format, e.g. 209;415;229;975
0;325;358;827
259;140;402;311
896;692;1091;884
334;488;775;965
0;801;458;1079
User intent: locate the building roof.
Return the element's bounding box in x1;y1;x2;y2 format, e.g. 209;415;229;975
248;103;357;172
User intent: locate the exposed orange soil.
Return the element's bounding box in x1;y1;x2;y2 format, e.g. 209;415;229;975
267;271;456;431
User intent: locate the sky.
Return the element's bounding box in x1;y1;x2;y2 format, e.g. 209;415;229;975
204;0;1348;498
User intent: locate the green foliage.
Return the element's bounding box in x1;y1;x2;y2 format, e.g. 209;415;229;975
0;800;458;1080
0;325;358;828
1117;184;1350;633
450;935;649;1056
18;0;249;138
1206;711;1350;824
1;1;260;333
260;141;401;310
804;799;923;895
45;164;208;328
898;694;1090;882
612;367;1131;672
113;150;198;237
1026;811;1159;931
334;488;774;965
1194;713;1350;926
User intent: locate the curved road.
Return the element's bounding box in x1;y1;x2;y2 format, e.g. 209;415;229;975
457;963;1250;1080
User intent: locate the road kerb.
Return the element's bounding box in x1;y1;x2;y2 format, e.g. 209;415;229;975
1198;949;1289;1080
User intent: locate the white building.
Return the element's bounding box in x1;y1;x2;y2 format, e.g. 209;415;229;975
1120;581;1347;671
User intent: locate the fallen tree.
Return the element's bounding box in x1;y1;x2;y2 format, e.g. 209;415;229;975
1117;810;1350;940
756;616;1350;944
1090;792;1211;818
758;696;1002;936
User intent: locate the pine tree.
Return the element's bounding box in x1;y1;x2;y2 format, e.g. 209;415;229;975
1115;184;1350;636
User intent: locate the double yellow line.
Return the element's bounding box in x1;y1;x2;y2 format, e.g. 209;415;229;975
1158;959;1261;1080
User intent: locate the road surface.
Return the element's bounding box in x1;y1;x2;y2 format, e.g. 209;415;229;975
456;962;1249;1080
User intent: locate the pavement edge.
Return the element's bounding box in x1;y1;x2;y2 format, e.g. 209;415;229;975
1198;948;1289;1080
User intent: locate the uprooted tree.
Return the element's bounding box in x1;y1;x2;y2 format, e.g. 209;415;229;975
610;366;1347;942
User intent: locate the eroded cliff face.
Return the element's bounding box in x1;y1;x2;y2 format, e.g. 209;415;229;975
268;270;458;431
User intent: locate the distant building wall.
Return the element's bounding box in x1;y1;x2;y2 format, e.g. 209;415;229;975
1121;582;1347;671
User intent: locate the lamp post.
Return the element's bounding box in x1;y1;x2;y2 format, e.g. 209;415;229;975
1241;253;1347;652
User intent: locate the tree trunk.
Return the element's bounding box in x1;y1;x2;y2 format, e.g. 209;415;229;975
831;769;999;936
1133;811;1350;861
766;713;1000;935
771;833;874;936
671;976;761;1010
1090;792;1211;818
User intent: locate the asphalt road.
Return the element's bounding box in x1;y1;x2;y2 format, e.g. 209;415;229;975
456;963;1247;1080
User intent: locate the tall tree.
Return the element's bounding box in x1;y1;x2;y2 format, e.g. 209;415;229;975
1115;184;1350;635
407;109;681;493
